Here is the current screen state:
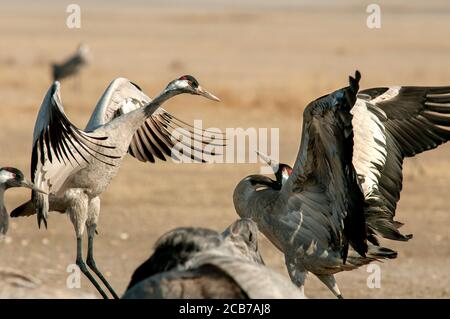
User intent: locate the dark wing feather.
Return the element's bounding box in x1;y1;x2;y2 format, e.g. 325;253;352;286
128;109;224;164
88;78;225;164
31;82;118;228
356;86;450;241
283;71;368;260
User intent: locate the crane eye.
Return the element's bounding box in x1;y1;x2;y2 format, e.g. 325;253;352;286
189;80;199;89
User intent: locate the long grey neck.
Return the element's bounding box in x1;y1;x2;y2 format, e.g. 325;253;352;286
100;88;182;143
144;89;180;115
126;89;181;128
233;180;287;252
233;180;279;221
0;186;8;236
0;187;5;211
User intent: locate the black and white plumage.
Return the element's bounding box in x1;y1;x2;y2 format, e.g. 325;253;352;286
10;75;221;299
234;71;450;298
0;167;44;237
123;219;305;299
353;85;450;243
85;76;223;164
52;43;90;82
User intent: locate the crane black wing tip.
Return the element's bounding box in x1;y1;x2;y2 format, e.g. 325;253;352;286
367;245;398;260
349;70;361;82
130;81;143;92
37;215;48;230
349;70;361;93
50;81;61;96
10;201;34;218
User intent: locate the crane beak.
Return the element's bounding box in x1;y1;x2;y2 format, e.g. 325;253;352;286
256;151;279;173
195;86;220;102
20;179;47;194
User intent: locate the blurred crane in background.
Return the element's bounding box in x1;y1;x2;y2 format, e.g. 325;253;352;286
51;43;90;82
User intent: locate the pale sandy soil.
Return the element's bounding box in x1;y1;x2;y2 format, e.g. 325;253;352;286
0;0;449;298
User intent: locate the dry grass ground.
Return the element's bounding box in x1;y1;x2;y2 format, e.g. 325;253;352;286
0;0;449;298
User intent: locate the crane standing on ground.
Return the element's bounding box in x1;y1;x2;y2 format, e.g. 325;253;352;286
11;75;221;298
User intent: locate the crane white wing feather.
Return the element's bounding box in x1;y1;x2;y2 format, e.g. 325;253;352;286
352;85;450;242
31;82;118;227
86;78;223;164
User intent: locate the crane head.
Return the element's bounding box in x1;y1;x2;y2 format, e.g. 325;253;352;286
256;151;292;187
165;75;220;102
275;163;293;186
0;167;46;193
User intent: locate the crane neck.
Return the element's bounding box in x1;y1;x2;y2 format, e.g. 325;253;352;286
100;87;184;137
143;89;182;117
233;175;279;221
0;186;8;236
0;186;5;207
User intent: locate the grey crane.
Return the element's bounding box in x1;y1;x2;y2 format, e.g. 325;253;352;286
0;167;44;237
123;218;305;299
10;75;221;299
52;43;90;82
233;71;450;298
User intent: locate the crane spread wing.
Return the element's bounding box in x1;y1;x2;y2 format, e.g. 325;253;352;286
31;82;118;228
352;86;450;243
282;71;367;261
85;78;223;164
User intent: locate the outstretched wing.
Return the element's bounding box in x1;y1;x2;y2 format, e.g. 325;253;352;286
353;86;450;242
85;78;223;164
32;82;118;228
281;72;367;260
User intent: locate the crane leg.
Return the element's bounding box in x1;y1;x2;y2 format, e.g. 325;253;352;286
316;274;343;299
75;236;109;299
68;190;108;299
85;197;119;299
86;224;119;299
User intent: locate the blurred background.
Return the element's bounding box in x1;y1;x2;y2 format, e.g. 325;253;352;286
0;0;449;298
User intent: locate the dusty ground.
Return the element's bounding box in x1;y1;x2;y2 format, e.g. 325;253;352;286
0;0;449;298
